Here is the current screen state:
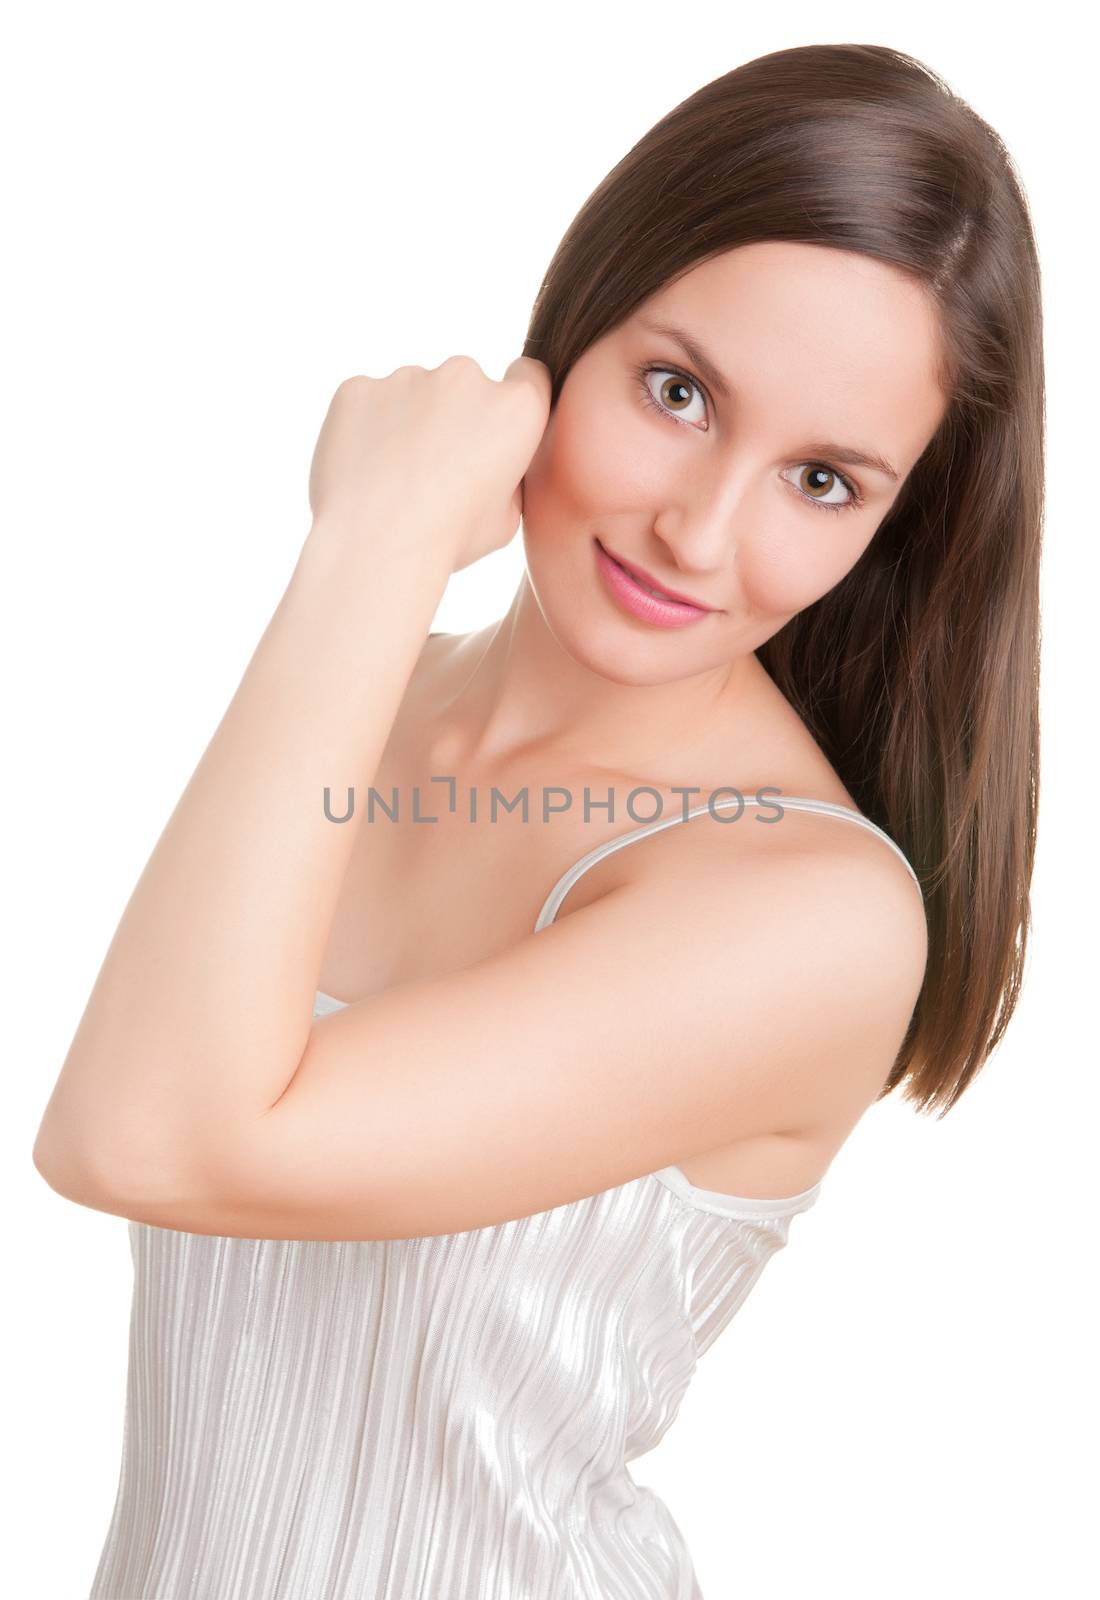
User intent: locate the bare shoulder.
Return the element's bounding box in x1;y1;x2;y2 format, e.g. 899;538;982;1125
604;789;924;939
623;796;929;1136
733;802;926;1131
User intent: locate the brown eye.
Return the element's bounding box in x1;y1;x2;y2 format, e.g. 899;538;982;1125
659;376;693;410
799;465;841;500
637;366;707;428
781;463;862;516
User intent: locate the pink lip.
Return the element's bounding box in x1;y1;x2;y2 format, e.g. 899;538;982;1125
594;540;716;629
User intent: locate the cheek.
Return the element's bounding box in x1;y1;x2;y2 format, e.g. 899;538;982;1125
532;399;646;516
739;520;872;617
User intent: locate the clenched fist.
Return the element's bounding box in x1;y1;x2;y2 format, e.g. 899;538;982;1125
307;354;552;573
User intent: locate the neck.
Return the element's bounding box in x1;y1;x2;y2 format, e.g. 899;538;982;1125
420;576;771;792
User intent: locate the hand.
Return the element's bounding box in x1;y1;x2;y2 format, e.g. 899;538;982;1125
307;354;552;573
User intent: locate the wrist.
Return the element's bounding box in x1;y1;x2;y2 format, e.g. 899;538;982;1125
296;512;458;590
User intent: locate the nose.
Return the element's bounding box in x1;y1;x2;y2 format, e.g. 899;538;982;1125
652;459;752;574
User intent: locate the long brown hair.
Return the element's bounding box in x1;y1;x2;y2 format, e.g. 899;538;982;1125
522;44;1044;1118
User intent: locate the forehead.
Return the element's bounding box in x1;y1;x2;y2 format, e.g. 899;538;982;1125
628;241;947;464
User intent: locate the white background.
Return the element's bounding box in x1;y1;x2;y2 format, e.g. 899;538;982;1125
5;2;1095;1595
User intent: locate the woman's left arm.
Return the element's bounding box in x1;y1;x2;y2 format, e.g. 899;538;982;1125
32;359;549;1201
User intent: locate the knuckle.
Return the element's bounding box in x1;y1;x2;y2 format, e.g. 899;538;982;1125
440;353;482;377
334;374;372;399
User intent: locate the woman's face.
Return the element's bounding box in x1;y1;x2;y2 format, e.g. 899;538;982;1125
520;240;949;685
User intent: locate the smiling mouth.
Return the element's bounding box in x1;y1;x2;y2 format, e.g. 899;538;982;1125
596;540;714;610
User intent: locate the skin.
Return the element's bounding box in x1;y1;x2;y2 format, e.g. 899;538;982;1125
423;241;947;783
33;242;948;1241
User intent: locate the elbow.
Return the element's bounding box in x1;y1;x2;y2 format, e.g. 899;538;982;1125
32;1130;116;1212
31;1101;171;1218
32;1116;230;1229
31;1133;65;1193
31;1133;191;1224
31;1065;241;1227
31;1056;129;1208
31;1076;114;1206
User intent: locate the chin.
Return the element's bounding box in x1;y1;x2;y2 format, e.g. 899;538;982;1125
562;606;710;689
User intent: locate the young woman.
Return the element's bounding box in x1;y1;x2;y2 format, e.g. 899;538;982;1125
34;42;1042;1600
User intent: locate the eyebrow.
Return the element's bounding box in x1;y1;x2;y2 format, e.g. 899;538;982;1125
635;316;901;483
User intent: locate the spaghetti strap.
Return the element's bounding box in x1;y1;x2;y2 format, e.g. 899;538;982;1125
534;794;922;931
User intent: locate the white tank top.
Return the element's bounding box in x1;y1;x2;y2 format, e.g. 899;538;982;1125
89;797;921;1599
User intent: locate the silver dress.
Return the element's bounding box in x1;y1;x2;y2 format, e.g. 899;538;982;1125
89;798;920;1599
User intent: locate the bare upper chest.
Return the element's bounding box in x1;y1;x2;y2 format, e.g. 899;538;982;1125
317;751;659;1004
316;792;863;1200
315;636;865;1199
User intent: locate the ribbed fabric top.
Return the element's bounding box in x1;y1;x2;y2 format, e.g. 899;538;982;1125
89;797;920;1600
